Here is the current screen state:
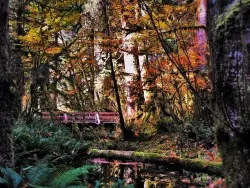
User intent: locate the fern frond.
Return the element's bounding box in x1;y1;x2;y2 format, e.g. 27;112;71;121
0;176;8;186
0;167;22;188
50;165;96;188
26;164;54;186
27;183;47;188
66;186;87;188
41;164;72;186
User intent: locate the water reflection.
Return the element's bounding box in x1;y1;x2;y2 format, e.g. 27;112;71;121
89;158;201;188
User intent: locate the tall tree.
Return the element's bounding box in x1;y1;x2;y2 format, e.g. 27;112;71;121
209;0;250;186
121;0;145;118
101;0;128;138
0;0;14;167
17;0;85;113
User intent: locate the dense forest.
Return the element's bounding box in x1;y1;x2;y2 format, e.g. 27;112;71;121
0;0;250;187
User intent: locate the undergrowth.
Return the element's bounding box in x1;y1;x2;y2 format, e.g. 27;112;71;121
13;119;89;167
1;164;135;188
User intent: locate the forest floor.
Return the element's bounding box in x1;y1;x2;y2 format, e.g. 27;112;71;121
81;125;225;187
12;120;225;187
80;125;222;163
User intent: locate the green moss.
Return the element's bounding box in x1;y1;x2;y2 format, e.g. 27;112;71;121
181;158;221;175
88;149;222;175
215;0;250;30
133;151;164;159
182;158;205;169
89;149;99;154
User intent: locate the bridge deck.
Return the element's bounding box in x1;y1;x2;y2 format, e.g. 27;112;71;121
41;112;119;124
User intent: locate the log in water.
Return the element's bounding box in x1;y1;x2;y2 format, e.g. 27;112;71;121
88;149;222;175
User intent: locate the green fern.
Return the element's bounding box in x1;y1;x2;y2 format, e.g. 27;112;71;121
26;164;136;188
0;176;8;186
50;165;96;188
0;167;22;188
26;164;55;186
27;183;46;188
40;164;72;186
14;119;89;166
66;186;87;188
26;164;97;188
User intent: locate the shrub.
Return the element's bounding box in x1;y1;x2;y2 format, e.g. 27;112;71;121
157;117;177;132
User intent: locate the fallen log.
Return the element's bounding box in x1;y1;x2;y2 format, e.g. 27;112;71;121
88;149;222;175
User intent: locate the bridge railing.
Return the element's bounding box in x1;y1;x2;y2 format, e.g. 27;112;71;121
98;112;120;124
41;112;119;124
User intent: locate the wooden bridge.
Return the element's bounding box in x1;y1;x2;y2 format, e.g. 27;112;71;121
41;112;119;125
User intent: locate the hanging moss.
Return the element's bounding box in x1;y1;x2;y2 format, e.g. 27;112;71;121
215;0;250;30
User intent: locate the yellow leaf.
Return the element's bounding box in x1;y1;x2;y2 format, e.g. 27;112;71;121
19;28;41;44
45;47;61;54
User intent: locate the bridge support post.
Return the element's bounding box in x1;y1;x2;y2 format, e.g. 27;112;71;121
95;112;100;125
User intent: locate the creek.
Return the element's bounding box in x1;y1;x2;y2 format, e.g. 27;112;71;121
83;158;219;188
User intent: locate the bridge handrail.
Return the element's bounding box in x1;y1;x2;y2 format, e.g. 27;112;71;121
41;111;119;124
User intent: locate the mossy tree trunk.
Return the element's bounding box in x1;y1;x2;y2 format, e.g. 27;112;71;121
0;0;14;167
208;0;250;187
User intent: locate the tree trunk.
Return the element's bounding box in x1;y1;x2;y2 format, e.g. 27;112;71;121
121;15;137;118
134;45;145;111
0;0;14;167
11;0;25;117
142;54;152;103
101;0;128;138
196;0;207;57
121;0;145;118
208;0;250;186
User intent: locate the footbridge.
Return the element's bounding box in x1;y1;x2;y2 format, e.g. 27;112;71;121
41;112;119;125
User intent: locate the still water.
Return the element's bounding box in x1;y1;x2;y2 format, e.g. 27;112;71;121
88;158;217;188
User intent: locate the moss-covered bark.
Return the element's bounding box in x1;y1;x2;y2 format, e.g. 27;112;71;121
215;0;250;30
88;149;222;175
208;0;250;186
